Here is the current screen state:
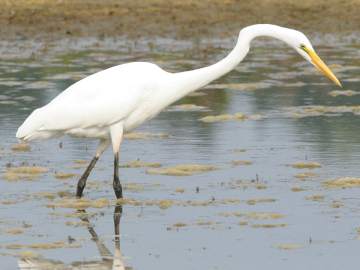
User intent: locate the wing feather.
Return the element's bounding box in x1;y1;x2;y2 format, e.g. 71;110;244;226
16;62;166;139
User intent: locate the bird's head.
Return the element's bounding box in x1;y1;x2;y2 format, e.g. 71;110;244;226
241;25;342;87
285;29;341;87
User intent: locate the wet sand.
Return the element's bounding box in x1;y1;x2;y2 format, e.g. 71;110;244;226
1;0;360;42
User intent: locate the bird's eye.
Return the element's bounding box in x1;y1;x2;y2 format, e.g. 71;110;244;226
300;44;307;51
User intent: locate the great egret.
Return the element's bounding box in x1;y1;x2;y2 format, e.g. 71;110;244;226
16;24;341;199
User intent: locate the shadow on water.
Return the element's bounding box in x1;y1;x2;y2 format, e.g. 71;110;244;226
18;204;130;270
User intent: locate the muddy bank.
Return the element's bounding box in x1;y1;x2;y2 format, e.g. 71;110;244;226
1;0;359;42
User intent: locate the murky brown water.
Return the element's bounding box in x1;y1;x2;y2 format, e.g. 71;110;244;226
0;35;360;270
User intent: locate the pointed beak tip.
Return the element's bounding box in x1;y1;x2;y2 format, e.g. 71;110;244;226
333;77;342;88
307;49;342;88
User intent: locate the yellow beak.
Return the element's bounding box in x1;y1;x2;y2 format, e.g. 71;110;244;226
307;49;342;87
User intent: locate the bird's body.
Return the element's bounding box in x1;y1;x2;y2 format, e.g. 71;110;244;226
16;24;341;199
17;62;172;140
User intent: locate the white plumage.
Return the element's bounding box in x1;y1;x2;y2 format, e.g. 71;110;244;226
16;24;340;198
16;62;170;140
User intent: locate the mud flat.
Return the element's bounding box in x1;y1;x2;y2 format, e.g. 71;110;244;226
0;0;359;43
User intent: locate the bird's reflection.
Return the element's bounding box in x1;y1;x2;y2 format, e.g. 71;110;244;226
18;203;130;270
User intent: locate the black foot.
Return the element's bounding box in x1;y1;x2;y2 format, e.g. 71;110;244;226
113;176;123;199
76;177;86;198
75;156;99;198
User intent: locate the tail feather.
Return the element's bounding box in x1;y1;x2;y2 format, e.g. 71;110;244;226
16;109;47;141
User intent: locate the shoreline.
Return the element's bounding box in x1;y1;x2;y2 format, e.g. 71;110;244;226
1;0;359;42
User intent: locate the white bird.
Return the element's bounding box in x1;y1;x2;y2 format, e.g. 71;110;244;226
16;24;341;199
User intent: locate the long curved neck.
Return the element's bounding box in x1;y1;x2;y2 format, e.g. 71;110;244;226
170;24;290;100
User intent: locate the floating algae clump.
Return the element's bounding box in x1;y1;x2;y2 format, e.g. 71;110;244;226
246;212;284;220
169;104;207;111
232;148;246;153
291;186;306;192
158;200;174;209
288;105;360;118
4;166;48;181
1;200;18;205
331;200;344;208
73;160;87;164
306;194;325;202
47;198;109;209
323;177;360;189
11;143;31;152
5;228;24;235
124;183;145;192
54;172;77;179
208;82;272;91
328;90;360;97
294;172;317;179
116;198;175;209
115;197;240;208
6;244;24;250
7;166;48;174
29;242;67;249
199;113;243;123
231;160;253;166
225;179;267;190
65;221;89;227
18;250;41;259
29;241;80;249
72;160;88;169
172;222;187;228
146;164;217;176
199;112;264;123
220;212;284;220
291;162;321;169
34;192;56;200
196;221;214;226
6;241;80;250
252;223;287;228
276;243;303;250
246;198;276;205
124;132;169;140
199;113;248;123
120;160;161;168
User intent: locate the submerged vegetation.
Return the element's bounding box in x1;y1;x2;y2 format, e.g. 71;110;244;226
11;143;31;152
323;177;360;189
275;243;304;250
46;198;110;209
289;105;360;118
146;164;217;176
290;162;322;169
3;166;48;181
120;160;162;168
124;132;170;140
199;113;263;123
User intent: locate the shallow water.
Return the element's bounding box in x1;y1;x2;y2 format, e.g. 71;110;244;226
0;36;360;270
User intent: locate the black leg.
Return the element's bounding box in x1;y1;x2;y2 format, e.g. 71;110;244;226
113;153;123;199
76;156;99;198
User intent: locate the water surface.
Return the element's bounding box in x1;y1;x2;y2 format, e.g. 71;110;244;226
0;36;360;270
